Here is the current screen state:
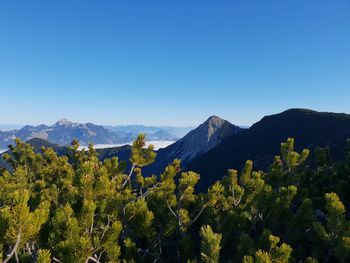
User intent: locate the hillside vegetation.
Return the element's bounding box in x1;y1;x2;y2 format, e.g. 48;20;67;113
1;135;350;262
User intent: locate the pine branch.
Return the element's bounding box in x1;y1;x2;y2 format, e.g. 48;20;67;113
189;203;207;226
52;257;61;262
3;230;21;263
122;164;136;189
166;200;178;220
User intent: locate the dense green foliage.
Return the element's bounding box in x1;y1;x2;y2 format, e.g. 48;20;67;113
1;135;350;262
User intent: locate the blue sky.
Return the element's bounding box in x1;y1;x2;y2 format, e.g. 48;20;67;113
0;0;349;126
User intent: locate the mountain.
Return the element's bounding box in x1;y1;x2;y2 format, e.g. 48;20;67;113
24;138;69;155
0;137;132;169
187;109;350;192
106;124;162;134
96;145;132;164
143;115;243;175
23;137;132;164
104;124;184;141
0;138;68;171
0;130;17;150
148;129;177;141
0;122;190;151
156;126;194;138
0;119;126;149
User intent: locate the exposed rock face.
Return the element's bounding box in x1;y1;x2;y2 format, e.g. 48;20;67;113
142;116;243;175
164;116;242;162
52;118;77;127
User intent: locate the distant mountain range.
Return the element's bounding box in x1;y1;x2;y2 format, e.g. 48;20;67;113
0;119;126;149
2;109;350;193
1;115;240;173
0;119;184;150
104;125;192;141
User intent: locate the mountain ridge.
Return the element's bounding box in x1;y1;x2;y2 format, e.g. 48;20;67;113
0;119;186;149
0;119;126;148
187;108;350;191
142;115;243;175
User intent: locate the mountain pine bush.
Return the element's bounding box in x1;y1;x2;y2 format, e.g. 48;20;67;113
1;136;350;262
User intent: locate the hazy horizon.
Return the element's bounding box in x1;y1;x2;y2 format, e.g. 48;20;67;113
0;121;196;130
0;107;349;130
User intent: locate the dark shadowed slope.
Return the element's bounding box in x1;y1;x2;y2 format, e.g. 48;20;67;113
0;138;132;170
96;145;132;163
143;115;243;175
26;138;68;154
187;109;350;192
26;138;132;163
0;138;69;170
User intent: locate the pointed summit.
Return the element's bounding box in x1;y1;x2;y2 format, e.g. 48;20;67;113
53;118;76;127
142;115;243;176
190;115;241;144
204;115;224;123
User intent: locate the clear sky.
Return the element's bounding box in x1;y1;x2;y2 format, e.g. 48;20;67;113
0;0;349;127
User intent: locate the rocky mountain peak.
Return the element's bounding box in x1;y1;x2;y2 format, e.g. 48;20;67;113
202;116;230;141
160;116;241;164
204;115;225;125
53;118;76;127
142;115;243;176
